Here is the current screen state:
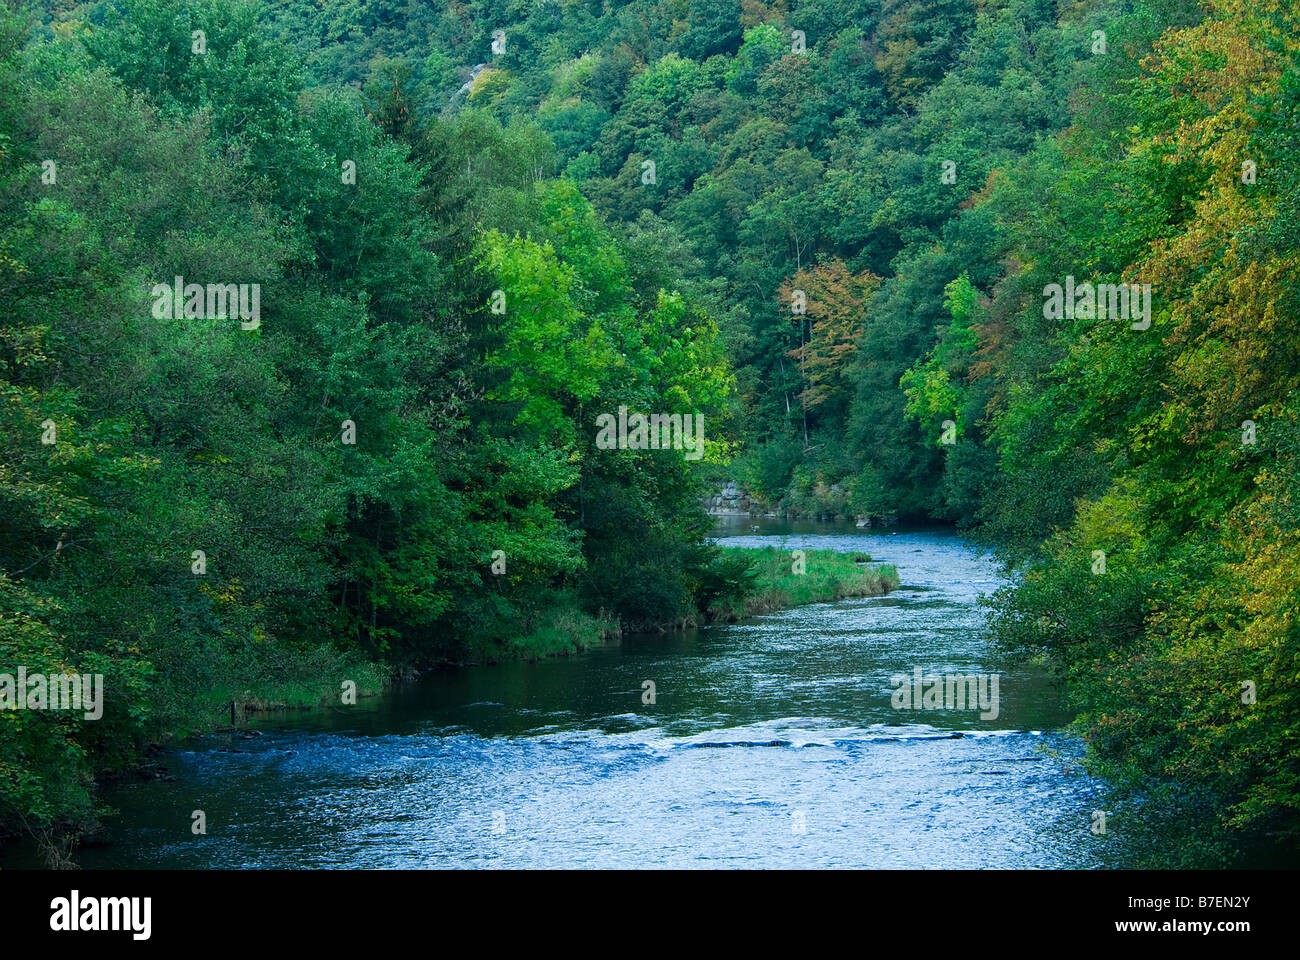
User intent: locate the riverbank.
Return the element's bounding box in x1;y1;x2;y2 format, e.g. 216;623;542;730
706;546;899;620
0;642;391;867
3;538;895;865
26;529;1108;870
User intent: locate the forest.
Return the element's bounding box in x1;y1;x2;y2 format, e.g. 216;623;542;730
2;0;1297;868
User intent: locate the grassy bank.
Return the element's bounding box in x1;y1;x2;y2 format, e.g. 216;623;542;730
468;605;622;663
196;656;391;727
705;546;900;621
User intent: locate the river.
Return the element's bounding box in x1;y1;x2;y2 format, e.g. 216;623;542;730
32;520;1118;868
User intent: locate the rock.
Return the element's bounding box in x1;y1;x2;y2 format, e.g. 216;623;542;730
702;479;754;516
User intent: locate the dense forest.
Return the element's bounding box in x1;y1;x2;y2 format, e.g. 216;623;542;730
2;0;1298;867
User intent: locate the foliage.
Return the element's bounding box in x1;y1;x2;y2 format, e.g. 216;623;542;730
0;0;736;849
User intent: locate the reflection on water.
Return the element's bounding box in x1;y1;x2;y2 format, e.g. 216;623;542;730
16;520;1119;868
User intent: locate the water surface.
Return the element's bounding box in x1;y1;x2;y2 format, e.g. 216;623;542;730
33;521;1114;868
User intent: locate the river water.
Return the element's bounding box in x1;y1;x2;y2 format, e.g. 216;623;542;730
50;521;1116;868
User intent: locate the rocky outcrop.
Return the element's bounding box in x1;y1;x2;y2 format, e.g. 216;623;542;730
704;480;752;516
